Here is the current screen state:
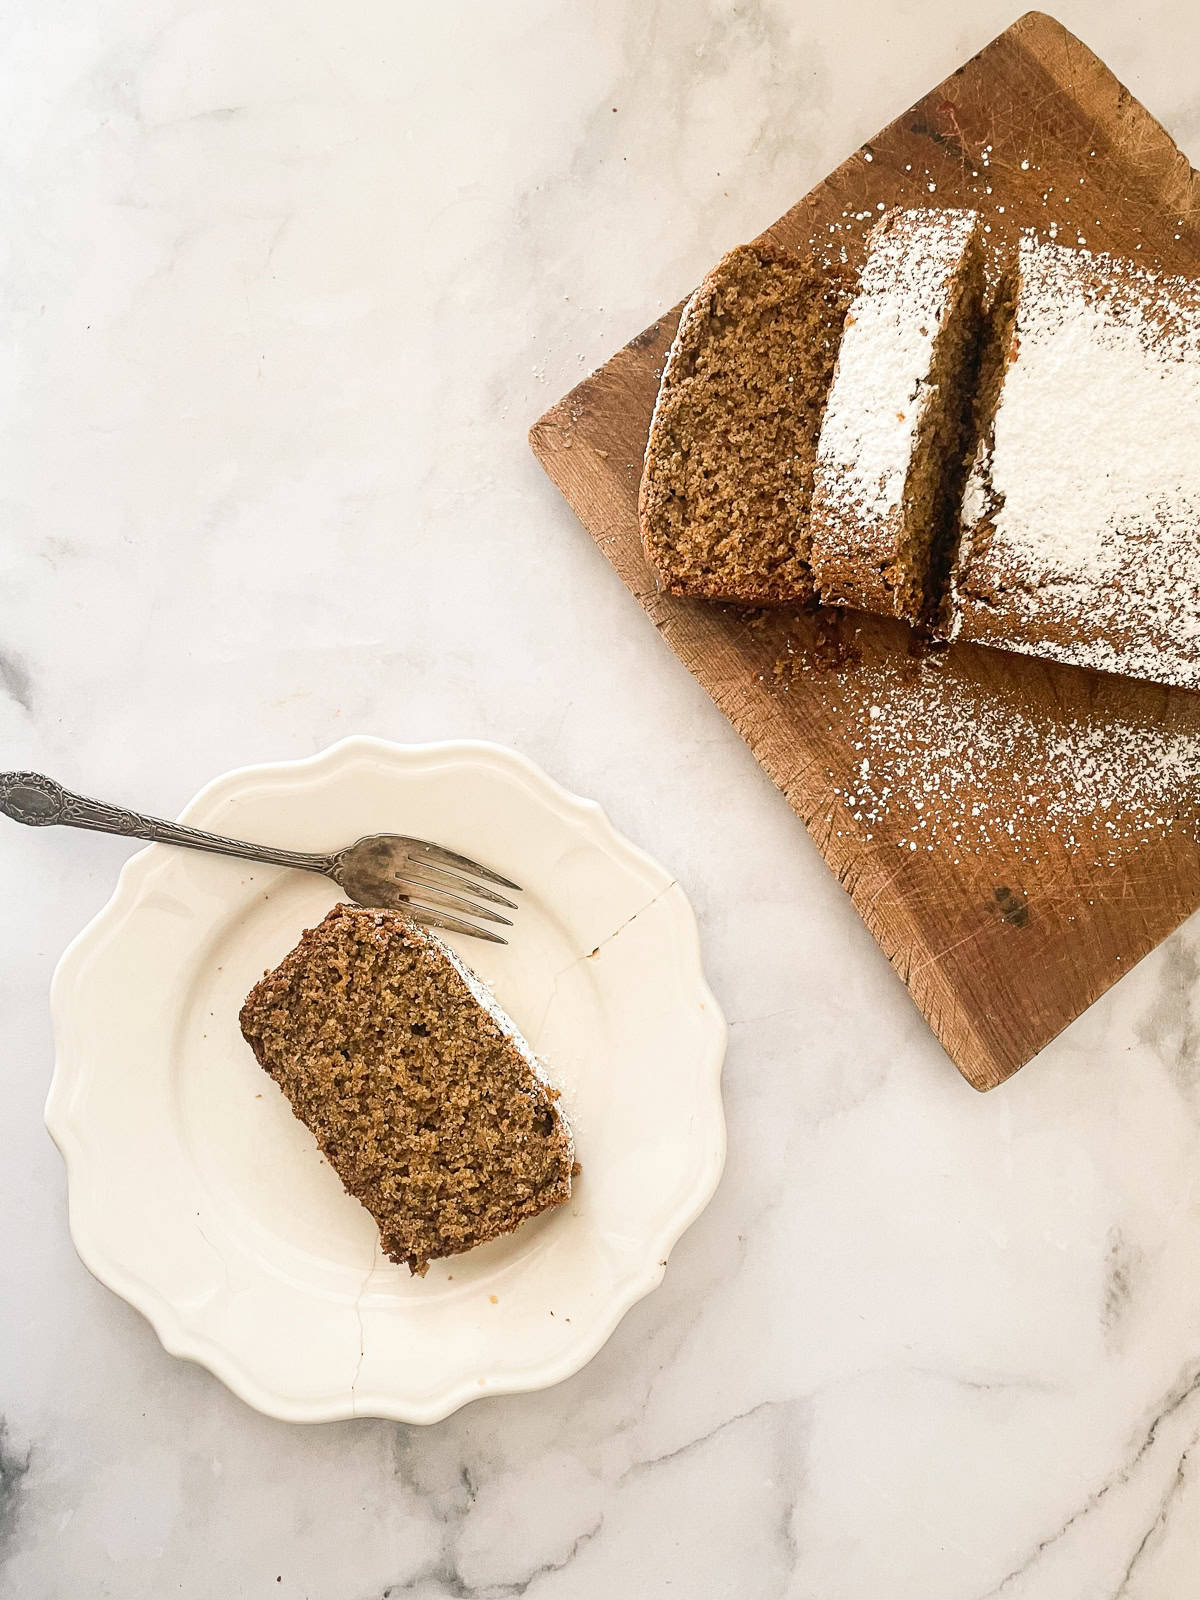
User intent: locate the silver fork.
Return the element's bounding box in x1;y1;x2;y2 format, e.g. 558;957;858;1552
0;771;519;944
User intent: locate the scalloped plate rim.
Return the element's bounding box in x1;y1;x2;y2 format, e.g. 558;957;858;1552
45;737;727;1424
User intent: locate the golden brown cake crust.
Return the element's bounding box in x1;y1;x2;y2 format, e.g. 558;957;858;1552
639;243;852;605
239;904;573;1274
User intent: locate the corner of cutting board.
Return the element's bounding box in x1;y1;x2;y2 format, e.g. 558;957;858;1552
1011;9;1067;34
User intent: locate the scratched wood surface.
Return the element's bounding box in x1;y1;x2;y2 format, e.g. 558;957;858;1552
530;11;1200;1090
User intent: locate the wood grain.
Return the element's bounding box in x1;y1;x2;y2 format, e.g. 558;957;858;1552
530;12;1200;1090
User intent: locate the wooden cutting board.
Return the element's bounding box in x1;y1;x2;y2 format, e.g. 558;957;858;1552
529;11;1200;1091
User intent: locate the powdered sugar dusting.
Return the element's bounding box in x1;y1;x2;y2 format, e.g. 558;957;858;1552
954;237;1200;689
811;209;979;558
818;653;1200;867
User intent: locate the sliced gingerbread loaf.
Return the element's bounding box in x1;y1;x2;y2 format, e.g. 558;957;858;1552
639;243;853;604
808;208;986;626
240;904;574;1274
944;237;1200;690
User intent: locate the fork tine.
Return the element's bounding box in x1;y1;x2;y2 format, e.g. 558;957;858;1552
407;904;508;944
390;876;513;927
405;842;522;893
355;879;513;936
399;861;518;910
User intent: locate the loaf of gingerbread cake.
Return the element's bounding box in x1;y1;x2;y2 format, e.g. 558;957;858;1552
240;904;574;1274
808;208;986;625
639;243;853;603
944;237;1200;689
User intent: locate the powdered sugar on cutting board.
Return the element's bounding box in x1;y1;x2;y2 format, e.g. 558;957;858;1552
952;237;1200;689
804;651;1200;867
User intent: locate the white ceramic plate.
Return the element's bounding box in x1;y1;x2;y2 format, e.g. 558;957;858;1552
45;738;727;1423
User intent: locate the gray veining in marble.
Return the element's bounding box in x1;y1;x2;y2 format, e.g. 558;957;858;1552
4;0;1200;1595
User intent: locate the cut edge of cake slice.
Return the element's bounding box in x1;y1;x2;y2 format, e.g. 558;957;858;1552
938;259;1021;638
639;242;854;605
809;207;986;627
239;903;574;1275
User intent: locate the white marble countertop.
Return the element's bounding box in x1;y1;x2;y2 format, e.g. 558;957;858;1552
4;1;1200;1594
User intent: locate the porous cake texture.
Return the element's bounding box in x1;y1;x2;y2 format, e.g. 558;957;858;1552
946;237;1200;689
639;243;853;604
240;904;574;1274
809;208;986;626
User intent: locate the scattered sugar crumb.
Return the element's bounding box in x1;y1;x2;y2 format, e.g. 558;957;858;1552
815;654;1200;867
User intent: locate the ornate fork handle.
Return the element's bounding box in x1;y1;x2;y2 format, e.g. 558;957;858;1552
0;771;334;876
